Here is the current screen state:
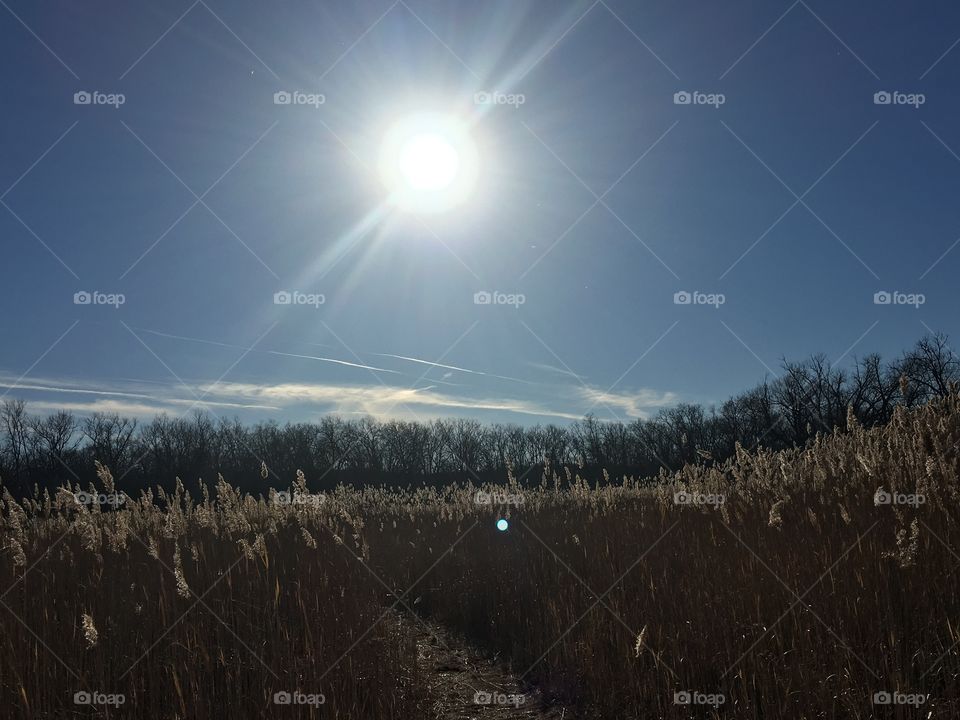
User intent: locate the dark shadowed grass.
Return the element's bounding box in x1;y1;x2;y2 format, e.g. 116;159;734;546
3;396;960;718
367;397;960;718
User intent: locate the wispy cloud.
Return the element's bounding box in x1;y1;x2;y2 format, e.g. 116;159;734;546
0;377;279;411
134;325;534;386
135;327;247;351
25;399;180;417
576;386;678;419
364;352;536;384
264;350;400;374
527;361;588;382
135;326;467;380
0;370;678;424
209;381;584;420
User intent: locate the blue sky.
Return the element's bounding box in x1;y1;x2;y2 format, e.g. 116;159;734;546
1;0;959;425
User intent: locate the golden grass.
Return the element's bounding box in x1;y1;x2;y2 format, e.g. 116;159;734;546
2;394;960;717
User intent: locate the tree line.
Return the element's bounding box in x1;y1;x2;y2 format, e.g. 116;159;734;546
1;334;957;498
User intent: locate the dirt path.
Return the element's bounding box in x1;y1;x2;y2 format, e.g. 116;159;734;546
393;612;574;720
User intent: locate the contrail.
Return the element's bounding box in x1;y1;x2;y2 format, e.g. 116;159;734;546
135;328;249;350
133;327;514;384
527;361;588;382
0;379;279;411
370;352;535;385
265;351;400;374
135;327;400;374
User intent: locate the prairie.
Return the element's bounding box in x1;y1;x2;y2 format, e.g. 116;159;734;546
2;394;959;718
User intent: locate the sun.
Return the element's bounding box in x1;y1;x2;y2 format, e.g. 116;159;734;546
398;133;459;190
379;113;479;214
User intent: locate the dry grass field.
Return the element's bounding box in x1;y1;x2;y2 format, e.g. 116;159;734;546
3;394;960;718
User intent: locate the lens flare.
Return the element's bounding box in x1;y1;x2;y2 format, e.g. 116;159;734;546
379;113;478;214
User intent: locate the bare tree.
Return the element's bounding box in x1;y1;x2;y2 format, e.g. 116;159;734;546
0;399;29;483
29;410;81;477
899;333;959;402
82;412;138;476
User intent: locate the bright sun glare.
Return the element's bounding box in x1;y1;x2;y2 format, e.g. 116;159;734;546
379;113;478;214
398;134;459;190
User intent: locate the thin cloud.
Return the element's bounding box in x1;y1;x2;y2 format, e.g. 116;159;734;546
0;376;280;412
0;372;582;421
527;361;588;382
0;371;680;425
210;381;584;421
133;326;527;387
370;352;536;384
26;399;179;418
135;327;247;351
576;386;678;419
264;350;400;374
